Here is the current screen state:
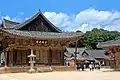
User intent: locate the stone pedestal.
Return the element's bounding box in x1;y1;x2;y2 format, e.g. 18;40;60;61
28;49;36;73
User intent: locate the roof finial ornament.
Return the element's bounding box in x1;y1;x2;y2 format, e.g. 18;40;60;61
38;9;41;13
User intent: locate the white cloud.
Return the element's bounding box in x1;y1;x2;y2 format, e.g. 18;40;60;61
1;8;120;33
0;12;25;23
44;12;71;27
1;15;22;22
19;12;24;15
43;8;120;32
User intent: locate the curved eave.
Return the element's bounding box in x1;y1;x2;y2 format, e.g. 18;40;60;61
97;39;120;48
97;44;120;48
1;29;83;39
2;18;20;28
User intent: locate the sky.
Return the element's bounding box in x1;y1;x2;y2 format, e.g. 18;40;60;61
0;0;120;32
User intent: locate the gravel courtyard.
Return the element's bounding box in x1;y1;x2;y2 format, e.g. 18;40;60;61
0;69;120;80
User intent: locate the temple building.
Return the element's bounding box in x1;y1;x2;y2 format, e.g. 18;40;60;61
64;48;112;67
0;10;83;67
97;39;120;68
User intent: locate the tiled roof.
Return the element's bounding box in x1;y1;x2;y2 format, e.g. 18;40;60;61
10;11;62;32
66;48;86;53
65;48;110;60
86;50;110;59
97;39;120;47
2;19;20;28
2;29;83;38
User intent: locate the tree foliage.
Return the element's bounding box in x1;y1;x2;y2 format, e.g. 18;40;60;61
69;28;120;49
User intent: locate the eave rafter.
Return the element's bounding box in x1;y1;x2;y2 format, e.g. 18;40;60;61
0;28;83;51
2;35;81;50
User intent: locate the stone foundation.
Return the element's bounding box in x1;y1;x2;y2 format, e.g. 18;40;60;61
0;66;76;74
51;66;76;71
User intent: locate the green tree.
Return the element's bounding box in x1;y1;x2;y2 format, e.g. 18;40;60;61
69;28;120;49
83;28;120;49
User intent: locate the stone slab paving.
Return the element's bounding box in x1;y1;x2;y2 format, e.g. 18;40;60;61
0;69;120;80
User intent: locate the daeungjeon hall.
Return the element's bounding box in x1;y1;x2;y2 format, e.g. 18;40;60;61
0;10;83;67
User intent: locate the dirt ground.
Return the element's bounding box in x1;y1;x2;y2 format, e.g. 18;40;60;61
0;69;120;80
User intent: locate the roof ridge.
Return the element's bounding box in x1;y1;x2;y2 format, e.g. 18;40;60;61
2;18;20;28
3;18;20;24
39;10;62;32
10;10;62;32
11;11;40;29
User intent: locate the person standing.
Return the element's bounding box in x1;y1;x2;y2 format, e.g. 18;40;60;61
81;62;84;71
89;64;92;71
89;63;94;71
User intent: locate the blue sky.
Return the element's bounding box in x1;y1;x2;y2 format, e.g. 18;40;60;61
0;0;120;32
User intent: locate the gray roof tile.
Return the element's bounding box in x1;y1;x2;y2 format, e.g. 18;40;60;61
86;50;110;59
10;11;62;32
3;19;20;28
65;48;110;60
2;29;83;38
97;39;120;47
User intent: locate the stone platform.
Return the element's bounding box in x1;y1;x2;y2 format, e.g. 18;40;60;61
0;66;76;73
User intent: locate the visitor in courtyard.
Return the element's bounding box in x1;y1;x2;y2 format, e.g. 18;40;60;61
64;59;67;65
97;62;101;70
76;63;80;71
1;59;4;67
64;59;69;66
95;64;100;70
80;62;84;71
68;62;70;66
89;63;94;71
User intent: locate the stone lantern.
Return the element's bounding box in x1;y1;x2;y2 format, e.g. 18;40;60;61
28;49;36;73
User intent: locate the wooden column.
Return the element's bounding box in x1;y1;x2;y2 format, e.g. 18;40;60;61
9;50;13;66
48;47;52;65
27;49;30;65
115;52;120;68
13;49;16;66
3;50;7;67
60;47;64;65
7;51;9;66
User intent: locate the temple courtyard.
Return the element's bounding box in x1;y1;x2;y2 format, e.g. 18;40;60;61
0;69;120;80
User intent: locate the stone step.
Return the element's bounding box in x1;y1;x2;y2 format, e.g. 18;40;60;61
36;66;52;72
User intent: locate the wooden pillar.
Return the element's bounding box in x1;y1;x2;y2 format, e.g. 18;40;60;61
7;51;9;66
9;50;13;66
27;49;29;66
13;49;16;66
3;50;7;67
48;47;52;66
27;49;31;65
8;49;14;66
60;47;64;65
115;52;120;68
74;41;78;66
